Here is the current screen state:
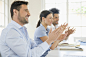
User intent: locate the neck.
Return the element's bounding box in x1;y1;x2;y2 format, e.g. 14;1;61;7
53;24;56;26
53;24;57;29
41;22;47;29
13;17;24;26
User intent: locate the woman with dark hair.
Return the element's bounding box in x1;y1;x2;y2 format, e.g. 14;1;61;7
34;10;68;57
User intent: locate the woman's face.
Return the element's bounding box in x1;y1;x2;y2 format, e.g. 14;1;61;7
44;13;53;26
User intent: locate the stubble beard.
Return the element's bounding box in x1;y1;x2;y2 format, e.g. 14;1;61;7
18;12;28;25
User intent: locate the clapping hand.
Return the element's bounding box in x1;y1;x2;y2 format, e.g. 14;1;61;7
56;23;68;41
65;27;75;37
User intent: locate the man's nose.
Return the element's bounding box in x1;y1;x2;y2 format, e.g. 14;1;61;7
57;18;59;20
27;12;30;16
52;18;53;22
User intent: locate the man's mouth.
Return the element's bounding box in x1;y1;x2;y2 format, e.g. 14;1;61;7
25;17;28;19
56;21;58;23
25;16;29;19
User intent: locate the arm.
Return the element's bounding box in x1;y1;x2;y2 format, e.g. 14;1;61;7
6;23;67;57
50;41;60;50
55;33;68;47
40;24;68;50
6;29;50;57
40;36;59;50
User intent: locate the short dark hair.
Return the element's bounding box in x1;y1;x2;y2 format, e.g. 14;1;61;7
10;1;28;19
49;8;59;15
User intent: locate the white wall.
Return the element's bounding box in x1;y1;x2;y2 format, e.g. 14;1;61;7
26;0;42;39
8;0;16;23
8;0;42;39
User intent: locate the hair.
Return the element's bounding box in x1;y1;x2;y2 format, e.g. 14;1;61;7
49;8;59;16
36;10;52;28
10;1;28;19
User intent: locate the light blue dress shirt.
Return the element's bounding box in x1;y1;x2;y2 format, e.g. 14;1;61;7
0;20;49;57
34;24;51;57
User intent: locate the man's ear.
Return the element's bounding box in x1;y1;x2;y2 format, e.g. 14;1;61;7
13;9;18;16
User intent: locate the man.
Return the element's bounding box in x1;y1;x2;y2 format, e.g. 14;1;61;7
49;8;75;40
0;1;67;57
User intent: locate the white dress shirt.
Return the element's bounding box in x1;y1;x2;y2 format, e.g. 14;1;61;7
0;20;49;57
48;24;58;31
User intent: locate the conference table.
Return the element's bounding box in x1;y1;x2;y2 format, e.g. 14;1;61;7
46;45;86;57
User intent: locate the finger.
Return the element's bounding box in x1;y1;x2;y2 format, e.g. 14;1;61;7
65;32;68;35
68;27;70;30
67;27;70;29
55;27;63;34
63;23;68;29
66;23;68;27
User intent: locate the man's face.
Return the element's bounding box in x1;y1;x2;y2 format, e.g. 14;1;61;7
52;13;59;26
18;4;30;24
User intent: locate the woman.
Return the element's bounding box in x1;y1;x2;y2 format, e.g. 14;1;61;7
34;10;67;57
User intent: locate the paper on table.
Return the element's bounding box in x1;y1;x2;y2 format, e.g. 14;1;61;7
59;46;83;51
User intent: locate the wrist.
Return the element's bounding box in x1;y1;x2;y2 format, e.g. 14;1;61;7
46;39;53;45
57;40;61;42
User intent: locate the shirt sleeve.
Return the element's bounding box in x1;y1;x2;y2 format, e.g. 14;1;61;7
30;39;37;49
31;41;49;57
6;28;49;57
35;29;47;38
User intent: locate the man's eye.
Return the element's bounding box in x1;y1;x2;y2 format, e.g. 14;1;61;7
50;18;53;19
25;10;27;11
25;10;28;12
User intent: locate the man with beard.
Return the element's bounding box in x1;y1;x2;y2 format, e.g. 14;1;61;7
49;8;75;41
0;1;67;57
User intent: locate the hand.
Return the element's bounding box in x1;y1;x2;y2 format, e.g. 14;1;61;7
65;27;75;37
48;26;63;43
56;23;68;40
57;32;68;41
61;23;68;31
46;23;68;45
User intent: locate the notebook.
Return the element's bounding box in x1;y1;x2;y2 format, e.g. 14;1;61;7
59;47;83;51
58;43;75;47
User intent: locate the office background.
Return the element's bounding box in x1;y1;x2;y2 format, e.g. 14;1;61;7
0;0;86;43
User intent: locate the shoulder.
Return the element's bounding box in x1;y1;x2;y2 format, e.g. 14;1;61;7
0;24;21;41
34;26;46;36
2;23;20;36
35;26;45;32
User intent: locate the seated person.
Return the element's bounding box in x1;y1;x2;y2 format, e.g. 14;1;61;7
34;10;68;57
49;8;75;42
0;1;67;57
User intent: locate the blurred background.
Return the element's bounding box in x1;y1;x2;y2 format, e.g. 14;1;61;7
0;0;86;44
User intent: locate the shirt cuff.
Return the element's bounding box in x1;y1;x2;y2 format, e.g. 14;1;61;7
39;41;49;51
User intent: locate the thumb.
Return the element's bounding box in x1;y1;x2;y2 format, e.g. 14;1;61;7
65;32;68;36
49;28;52;34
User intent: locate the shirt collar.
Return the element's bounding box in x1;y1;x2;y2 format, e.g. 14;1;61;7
51;24;58;29
40;24;49;32
11;20;27;29
52;24;56;27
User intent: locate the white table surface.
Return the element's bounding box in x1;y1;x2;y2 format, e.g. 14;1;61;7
46;45;86;57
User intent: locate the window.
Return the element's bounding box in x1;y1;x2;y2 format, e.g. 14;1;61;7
0;0;9;35
44;0;86;43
